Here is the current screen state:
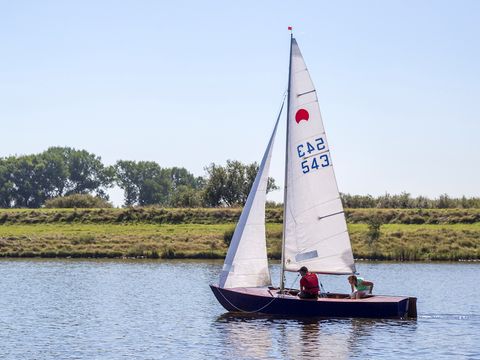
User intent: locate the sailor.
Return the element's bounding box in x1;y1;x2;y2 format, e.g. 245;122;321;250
348;275;374;299
298;266;319;299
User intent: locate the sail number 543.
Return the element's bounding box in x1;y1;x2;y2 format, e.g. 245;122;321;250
296;137;325;157
301;154;330;173
296;137;330;174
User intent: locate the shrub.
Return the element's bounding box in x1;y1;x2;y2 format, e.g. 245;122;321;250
366;216;382;246
161;245;175;259
71;235;96;245
223;227;236;246
44;194;113;208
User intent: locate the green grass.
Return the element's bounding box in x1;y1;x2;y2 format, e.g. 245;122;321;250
0;208;478;260
0;223;231;258
0;222;478;260
349;223;480;261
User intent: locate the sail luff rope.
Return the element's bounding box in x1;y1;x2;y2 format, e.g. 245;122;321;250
280;32;294;292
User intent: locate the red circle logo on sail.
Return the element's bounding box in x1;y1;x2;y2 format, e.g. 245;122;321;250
295;109;309;124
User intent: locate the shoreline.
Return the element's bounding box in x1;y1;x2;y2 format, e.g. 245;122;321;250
0;256;478;263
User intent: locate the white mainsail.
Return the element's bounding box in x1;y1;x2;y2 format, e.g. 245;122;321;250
219;101;284;288
283;38;356;274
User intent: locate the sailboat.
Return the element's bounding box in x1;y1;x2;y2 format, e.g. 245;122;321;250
210;31;417;318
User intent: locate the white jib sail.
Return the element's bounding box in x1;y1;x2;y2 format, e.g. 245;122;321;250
284;38;356;274
219;101;284;288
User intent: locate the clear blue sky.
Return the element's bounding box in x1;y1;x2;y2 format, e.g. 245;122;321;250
1;0;479;205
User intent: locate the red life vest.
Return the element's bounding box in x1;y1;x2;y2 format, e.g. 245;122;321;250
300;272;319;295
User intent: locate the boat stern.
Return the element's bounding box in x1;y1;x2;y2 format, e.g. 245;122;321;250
407;297;417;318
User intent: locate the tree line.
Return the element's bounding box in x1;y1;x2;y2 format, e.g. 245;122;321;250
0;147;277;208
340;192;480;209
1;147;479;208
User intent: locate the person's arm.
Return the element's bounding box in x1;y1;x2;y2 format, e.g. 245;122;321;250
363;280;374;293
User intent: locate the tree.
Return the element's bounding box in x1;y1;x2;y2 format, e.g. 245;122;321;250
62;148;113;197
37;147;70;198
203;160;278;207
168;185;203;207
340;193;376;208
8;155;45;207
169;167;202;190
437;193;453;209
224;160;247;206
114;161;201;206
34;147;112;200
0;158;15;207
138;174;170;205
114;160;140;206
202;163;227;207
0;147;112;208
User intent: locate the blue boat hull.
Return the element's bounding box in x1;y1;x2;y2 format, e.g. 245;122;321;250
210;285;416;319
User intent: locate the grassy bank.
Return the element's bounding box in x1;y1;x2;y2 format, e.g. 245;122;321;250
1;207;480;225
0;208;478;261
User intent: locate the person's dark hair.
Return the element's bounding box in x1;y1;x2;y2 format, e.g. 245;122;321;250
299;266;308;273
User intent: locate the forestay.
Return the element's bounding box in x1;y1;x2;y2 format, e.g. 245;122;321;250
219;101;284;288
283;39;356;274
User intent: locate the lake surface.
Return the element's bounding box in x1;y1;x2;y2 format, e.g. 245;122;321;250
0;259;478;359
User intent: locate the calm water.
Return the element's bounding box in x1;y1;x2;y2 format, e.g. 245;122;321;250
0;259;478;359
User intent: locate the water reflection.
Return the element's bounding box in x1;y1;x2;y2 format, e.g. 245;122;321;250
283;319;351;359
215;314;417;360
0;260;476;359
215;314;274;359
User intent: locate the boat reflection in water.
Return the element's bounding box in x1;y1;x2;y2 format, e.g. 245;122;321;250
215;313;417;359
281;320;351;359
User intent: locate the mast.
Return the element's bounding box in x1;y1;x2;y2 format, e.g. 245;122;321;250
280;29;293;292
